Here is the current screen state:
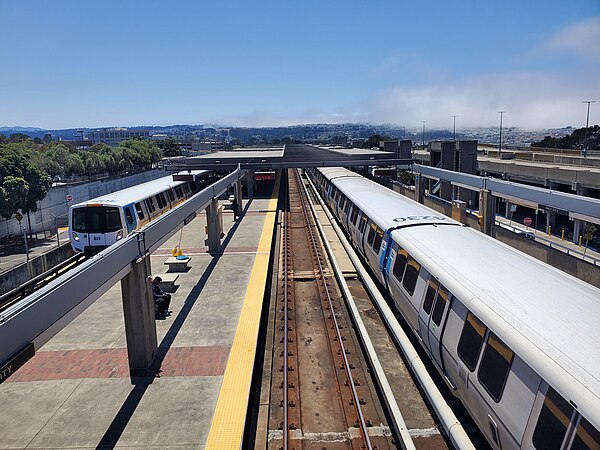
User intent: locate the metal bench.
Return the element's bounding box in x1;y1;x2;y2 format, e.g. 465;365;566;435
164;256;192;272
157;273;179;291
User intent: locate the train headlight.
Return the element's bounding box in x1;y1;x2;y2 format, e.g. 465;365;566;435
116;230;124;240
73;232;80;241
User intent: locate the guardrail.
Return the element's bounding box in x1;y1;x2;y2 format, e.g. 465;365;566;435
414;164;600;224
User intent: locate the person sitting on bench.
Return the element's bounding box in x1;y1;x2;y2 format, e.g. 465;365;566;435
152;276;172;316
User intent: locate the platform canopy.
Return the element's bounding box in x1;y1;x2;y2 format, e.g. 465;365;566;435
162;144;412;171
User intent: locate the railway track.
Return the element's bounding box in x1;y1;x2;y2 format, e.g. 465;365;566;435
254;169;480;449
0;253;87;312
267;169;394;449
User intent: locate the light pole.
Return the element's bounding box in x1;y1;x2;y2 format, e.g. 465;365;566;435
498;111;506;157
422;121;426;147
582;100;596;156
452;115;459;142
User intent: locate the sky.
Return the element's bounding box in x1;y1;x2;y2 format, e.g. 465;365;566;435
1;0;599;130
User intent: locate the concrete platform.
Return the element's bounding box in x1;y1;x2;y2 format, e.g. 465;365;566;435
0;184;278;449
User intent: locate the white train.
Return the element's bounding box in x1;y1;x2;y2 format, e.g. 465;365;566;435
308;167;600;450
69;171;213;253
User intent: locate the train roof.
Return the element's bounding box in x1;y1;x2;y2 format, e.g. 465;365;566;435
395;206;600;427
317;167;460;229
71;171;209;208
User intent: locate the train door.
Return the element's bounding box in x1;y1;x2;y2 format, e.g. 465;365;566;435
418;278;451;371
348;206;361;246
123;204;137;234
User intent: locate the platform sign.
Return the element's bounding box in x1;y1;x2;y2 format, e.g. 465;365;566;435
66;194;73;202
584;223;597;240
524;217;533;226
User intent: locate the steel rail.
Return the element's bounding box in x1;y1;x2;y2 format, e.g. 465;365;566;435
0;253;87;312
292;169;373;450
300;172;417;450
282;173;290;450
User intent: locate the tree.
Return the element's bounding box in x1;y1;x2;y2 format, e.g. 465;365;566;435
532;126;599;150
117;140;161;170
0;144;51;219
9;133;30;143
157;139;182;157
0;176;29;219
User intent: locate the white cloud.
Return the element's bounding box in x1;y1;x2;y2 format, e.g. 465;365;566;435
546;16;600;59
365;71;600;129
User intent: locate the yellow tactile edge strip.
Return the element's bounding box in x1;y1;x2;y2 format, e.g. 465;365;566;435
205;173;281;450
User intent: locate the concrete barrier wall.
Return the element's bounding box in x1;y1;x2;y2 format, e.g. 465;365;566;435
494;227;599;288
0;169;166;238
423;196;452;217
390;182;414;198
0;243;75;296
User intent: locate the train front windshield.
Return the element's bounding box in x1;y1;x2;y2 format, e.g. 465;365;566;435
72;206;122;233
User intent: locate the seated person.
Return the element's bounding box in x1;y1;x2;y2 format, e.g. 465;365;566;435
151;276;172;316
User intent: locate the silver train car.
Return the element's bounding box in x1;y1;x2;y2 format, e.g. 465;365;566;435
69;171;212;253
308;167;600;450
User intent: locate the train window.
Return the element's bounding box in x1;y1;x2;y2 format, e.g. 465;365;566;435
477;333;514;402
106;208;121;231
393;247;408;281
350;207;359;225
167;190;175;202
345;200;352;214
124;208;134;225
159;193;167;207
358;213;368;233
155;195;164;209
72;208;87;231
532;386;574;450
135;203;144;219
422;278;439;314
457;312;487;371
372;227;384;253
402;256;421;296
571;416;600;450
432;284;449;326
367;223;377;246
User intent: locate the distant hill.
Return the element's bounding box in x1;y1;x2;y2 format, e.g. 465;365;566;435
0;126;45;132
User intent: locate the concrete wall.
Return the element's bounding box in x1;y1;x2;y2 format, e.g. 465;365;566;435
494;227;599;288
0;169;166;238
0;243;75;296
